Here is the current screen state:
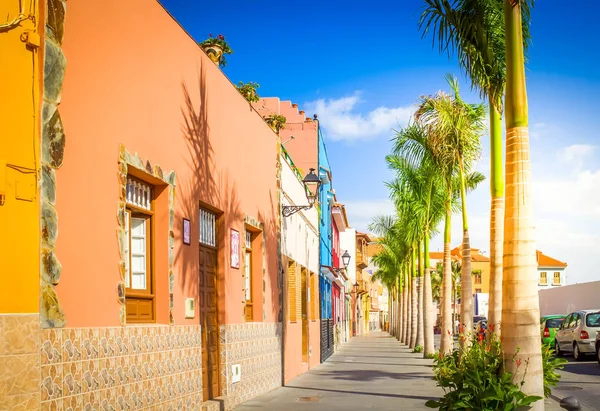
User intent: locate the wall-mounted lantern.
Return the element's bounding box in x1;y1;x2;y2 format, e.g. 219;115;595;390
282;168;321;217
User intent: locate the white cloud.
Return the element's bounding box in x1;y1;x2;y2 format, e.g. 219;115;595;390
304;93;414;142
533;169;600;217
562;144;596;164
342;198;395;233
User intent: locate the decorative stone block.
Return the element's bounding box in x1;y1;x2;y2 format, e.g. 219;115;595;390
46;0;66;44
41;248;62;285
43;40;66;104
41;164;56;205
40;284;66;328
41;201;58;248
42;107;66;168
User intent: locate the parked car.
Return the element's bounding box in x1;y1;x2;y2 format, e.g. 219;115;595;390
555;310;600;360
595;329;600;365
540;314;566;346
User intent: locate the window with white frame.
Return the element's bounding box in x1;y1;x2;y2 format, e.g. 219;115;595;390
125;176;154;323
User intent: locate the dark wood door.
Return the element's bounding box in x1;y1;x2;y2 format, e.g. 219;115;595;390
200;244;220;401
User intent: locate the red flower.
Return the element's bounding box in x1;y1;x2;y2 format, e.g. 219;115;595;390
478;334;484;343
516;358;522;367
489;324;495;332
447;330;451;335
486;346;490;352
209;33;213;37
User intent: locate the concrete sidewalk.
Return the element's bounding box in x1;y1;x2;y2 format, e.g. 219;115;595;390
234;332;564;411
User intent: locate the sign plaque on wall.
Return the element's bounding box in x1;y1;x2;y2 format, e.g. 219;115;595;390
230;229;240;269
183;218;191;245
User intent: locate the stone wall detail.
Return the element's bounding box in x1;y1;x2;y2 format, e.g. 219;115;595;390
117;145;176;325
40;325;202;410
218;323;282;410
41;0;67;329
0;314;41;411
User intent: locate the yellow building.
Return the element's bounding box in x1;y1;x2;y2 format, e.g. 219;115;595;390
1;0;44;407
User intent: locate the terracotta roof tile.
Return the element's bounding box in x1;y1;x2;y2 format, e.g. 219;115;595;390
536;250;567;268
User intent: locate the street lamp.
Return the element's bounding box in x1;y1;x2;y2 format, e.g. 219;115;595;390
342;250;351;269
282;168;321;217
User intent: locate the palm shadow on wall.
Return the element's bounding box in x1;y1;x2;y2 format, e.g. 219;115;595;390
176;63;241;315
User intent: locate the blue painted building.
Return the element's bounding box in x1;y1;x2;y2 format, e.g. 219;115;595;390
318;128;336;362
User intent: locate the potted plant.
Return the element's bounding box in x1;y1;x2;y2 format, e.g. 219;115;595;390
264;114;286;133
199;34;233;68
236;82;260;103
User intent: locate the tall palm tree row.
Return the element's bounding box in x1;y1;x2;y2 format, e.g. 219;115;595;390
419;0;533;336
419;0;542;404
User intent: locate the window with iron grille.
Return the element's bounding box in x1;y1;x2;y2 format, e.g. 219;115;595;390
553;272;561;285
199;208;216;247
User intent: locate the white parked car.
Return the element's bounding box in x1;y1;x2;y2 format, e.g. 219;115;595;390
555;310;600;361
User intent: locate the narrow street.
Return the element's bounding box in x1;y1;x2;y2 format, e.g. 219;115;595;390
234;332;440;411
553;355;600;411
234;332;567;411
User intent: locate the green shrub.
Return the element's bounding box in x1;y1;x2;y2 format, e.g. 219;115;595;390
414;345;424;353
426;333;542;410
425;351;438;359
542;343;567;397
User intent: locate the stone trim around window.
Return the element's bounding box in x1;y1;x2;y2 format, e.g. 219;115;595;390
117;145;176;326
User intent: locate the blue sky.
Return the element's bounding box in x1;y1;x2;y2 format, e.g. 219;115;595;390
161;0;599;284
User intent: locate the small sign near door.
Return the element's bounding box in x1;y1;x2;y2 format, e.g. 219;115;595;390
230;229;240;269
183;218;191;245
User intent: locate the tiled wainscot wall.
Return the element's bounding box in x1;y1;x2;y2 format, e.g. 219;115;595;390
40;325;202;410
0;314;41;411
219;323;282;410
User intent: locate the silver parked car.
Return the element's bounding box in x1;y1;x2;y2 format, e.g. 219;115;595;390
555;310;600;361
595;328;600;365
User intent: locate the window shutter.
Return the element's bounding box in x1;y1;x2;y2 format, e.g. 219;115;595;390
288;262;297;322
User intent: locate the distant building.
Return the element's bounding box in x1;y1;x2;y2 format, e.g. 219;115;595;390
536;250;568;289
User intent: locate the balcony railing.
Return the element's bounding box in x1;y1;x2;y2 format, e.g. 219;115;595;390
356;248;368;269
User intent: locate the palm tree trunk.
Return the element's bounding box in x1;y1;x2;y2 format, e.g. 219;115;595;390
458;161;474;349
397;285;401;340
403;269;409;344
440;197;453;354
416;241;424;349
488;101;504;336
410;247;418;348
423;235;435;356
502;0;544;406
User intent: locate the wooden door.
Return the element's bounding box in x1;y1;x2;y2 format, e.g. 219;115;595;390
301;268;309;363
200;244;220;400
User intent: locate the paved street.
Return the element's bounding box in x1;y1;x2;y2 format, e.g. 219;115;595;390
234;332;565;411
553;354;600;411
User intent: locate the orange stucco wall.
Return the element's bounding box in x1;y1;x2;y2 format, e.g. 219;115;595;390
55;0;279;327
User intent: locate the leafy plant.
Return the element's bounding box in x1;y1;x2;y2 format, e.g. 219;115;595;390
542;343;567;397
425;352;438;359
199;34;233;67
414;345;424;353
236;81;260;103
264;114;286;132
426;332;542;410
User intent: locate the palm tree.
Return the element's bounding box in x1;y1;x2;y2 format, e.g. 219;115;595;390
416;76;486;350
389;123;446;356
501;0;543;405
419;0;533;335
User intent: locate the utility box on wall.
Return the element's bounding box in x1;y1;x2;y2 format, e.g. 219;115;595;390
231;364;241;383
185;298;195;319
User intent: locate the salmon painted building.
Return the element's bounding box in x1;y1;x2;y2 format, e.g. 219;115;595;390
1;0;289;409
